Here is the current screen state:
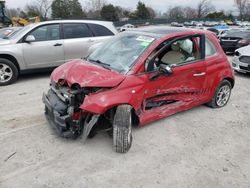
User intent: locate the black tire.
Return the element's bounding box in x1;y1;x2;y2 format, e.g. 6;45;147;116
0;58;18;86
113;105;133;153
207;80;232;108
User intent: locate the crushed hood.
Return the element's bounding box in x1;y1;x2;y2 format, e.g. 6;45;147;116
51;59;126;88
237;45;250;55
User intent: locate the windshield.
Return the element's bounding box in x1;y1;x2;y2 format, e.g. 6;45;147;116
0;29;9;38
87;33;155;74
6;28;22;38
4;24;34;39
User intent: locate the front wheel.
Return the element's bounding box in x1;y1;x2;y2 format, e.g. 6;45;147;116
0;58;18;86
207;80;232;108
113;105;133;153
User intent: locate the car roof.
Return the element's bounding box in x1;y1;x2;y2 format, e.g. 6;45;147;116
126;26;206;38
36;19;113;25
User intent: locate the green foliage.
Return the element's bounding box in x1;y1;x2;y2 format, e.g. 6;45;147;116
100;4;118;21
26;5;42;18
135;1;151;19
51;0;85;19
206;11;235;20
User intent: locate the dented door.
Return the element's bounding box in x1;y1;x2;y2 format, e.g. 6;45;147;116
139;60;207;125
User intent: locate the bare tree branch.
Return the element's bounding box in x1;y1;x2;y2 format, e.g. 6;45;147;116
197;0;214;18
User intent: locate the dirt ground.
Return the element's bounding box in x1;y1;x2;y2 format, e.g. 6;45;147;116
0;57;250;188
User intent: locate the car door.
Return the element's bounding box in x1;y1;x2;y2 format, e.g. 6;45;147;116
138;34;208;125
63;23;96;61
22;24;65;69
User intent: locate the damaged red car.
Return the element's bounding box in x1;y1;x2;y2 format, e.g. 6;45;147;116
43;27;235;153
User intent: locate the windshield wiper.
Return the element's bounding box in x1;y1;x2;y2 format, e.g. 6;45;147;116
88;58;111;69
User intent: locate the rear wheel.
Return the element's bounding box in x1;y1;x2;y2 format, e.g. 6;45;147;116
207;80;232;108
113;105;133;153
0;58;18;86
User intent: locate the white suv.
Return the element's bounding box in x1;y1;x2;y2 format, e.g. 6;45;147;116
0;20;118;86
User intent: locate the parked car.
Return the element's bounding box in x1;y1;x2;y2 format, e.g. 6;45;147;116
183;22;192;27
119;24;135;32
225;20;234;26
207;28;229;39
43;26;235;153
232;45;250;73
0;27;21;39
220;30;250;53
170;22;183;27
0;20;118;86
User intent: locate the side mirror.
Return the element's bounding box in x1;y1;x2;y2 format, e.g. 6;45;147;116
25;35;36;43
149;64;173;81
158;64;173;75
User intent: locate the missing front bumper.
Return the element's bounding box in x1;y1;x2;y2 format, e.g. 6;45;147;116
42;92;100;141
42;93;73;137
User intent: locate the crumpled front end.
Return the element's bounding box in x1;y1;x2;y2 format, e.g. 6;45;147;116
42;59;127;140
42;81;101;140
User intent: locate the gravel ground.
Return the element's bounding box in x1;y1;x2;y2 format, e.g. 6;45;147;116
0;57;250;188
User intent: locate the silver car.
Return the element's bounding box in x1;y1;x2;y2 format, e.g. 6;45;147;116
0;20;117;86
233;45;250;73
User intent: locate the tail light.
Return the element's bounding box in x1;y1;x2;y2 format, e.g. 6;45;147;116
238;39;249;45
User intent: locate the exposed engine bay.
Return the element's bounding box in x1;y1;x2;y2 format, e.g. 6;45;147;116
42;81;114;140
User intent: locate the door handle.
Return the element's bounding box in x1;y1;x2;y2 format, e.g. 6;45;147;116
54;43;62;47
88;39;95;42
193;72;206;77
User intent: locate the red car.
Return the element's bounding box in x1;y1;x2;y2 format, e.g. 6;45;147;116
43;27;235;153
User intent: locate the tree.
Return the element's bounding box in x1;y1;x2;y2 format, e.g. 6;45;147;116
206;11;227;19
234;0;248;20
37;0;52;20
167;6;184;19
86;0;106;12
51;0;69;18
51;0;84;19
135;1;151;19
85;0;106;18
25;4;42;18
147;7;156;19
183;7;197;19
71;0;85;18
197;0;214;18
100;4;118;21
123;9;131;17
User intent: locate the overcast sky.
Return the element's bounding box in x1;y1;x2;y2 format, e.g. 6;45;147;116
6;0;237;13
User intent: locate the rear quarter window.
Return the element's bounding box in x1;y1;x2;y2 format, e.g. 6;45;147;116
88;23;114;37
205;37;217;56
63;23;93;39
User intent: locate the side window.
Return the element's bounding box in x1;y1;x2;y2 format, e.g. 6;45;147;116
29;24;60;42
63;23;93;39
205;37;216;56
88;23;114;37
146;36;202;72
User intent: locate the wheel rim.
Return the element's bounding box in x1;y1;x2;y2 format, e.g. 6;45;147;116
216;85;231;107
0;63;13;83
